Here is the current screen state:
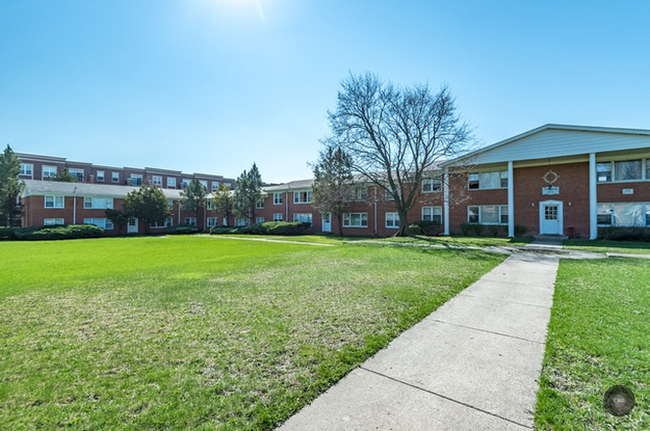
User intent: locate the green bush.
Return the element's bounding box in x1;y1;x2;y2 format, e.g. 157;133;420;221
408;220;441;236
514;224;528;237
599;226;650;242
210;221;311;236
14;225;104;240
459;223;471;235
488;225;501;237
0;227;16;240
163;226;200;235
459;223;484;236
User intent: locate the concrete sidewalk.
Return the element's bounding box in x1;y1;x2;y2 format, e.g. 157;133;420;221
277;253;559;430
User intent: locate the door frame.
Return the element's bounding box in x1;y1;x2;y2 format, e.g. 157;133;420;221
321;212;332;233
127;217;139;234
539;200;563;235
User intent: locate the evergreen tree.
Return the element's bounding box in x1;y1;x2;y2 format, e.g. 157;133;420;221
180;179;208;230
211;184;233;226
311;146;354;236
0;145;22;227
233;163;263;224
52;168;79;182
123;186;171;234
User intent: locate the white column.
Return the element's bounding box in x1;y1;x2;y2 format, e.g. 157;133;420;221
589;153;597;240
443;168;450;235
508;161;514;237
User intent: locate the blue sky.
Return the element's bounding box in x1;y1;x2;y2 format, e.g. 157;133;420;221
2;1;649;182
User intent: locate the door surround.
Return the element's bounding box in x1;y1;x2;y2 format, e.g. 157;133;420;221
539;200;563;235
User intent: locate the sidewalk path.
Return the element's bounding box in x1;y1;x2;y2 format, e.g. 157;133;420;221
277;252;559;430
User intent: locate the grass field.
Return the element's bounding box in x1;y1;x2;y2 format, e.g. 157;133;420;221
563;239;650;255
0;235;504;430
535;258;650;430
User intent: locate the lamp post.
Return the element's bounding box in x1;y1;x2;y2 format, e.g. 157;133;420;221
73;187;77;225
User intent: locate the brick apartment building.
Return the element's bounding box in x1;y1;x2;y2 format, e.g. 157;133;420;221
18;124;650;238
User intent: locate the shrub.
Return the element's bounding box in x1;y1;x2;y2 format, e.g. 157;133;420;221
514;224;528;237
0;227;16;240
599;226;650;242
488;225;501;237
209;221;311;236
15;225;104;240
163;226;200;235
408;220;441;236
472;223;484;236
459;223;471;236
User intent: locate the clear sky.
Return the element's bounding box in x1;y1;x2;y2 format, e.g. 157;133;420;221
2;1;649;182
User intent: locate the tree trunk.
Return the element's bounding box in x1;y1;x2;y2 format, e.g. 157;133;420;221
337;213;344;236
396;210;410;237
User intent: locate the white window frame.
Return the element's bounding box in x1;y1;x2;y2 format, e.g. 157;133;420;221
207;217;218;227
422;177;442;193
152;175;163;187
44;195;65;209
211;182;219;192
292;213;313;224
273;213;283;221
256;199;265;209
42;165;57;179
182;179;192;189
597;202;650;227
96;170;105;182
150;218;174;229
129;174;143;186
68;168;84;182
167;177;177;188
597;158;650;183
43;218;65;226
422;206;442;223
343;212;368;228
184;217;197;227
255;216;265;224
273;193;283;205
467;205;509;225
385;212;400;229
293;191;312;204
19;163;33;176
235;217;248;227
83;197;114;210
112;172;120;183
468;171;508;190
83;218;114;230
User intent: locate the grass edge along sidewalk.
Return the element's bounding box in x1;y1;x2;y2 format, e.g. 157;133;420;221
0;236;505;430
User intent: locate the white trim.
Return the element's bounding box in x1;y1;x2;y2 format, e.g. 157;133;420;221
539;200;563;235
443;168;449;235
589;153;597;239
507;161;514;237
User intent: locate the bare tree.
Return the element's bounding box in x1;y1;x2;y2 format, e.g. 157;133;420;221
325;72;472;236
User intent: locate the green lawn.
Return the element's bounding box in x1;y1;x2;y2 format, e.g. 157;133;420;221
535;258;650;430
0;236;504;430
563;239;650;255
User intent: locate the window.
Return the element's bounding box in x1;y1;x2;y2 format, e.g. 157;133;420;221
647;160;650;180
256;217;265;224
294;191;312;204
84;218;114;230
112;172;120;183
467;205;508;224
167;177;177;188
273;193;283;205
207;217;218;227
19;164;33;176
68;168;84;182
42;165;57;179
235;217;248;227
422;177;442;193
96;170;105;182
597;202;648;226
347;186;368;201
343;212;368;228
44;195;64;209
152;176;163;187
184;217;197;227
182;179;191;189
150;218;173;229
256;199;265;209
385;188;396;200
293;213;313;224
43;218;64;226
129;174;143;186
199;180;208;189
83;197;113;209
468;171;507;190
596;162;612;182
211;182;219;192
273;213;283;221
614;160;642;181
422;206;442;224
385;213;400;229
206;200;214;210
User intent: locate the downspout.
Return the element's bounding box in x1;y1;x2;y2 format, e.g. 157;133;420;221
73;187;77;225
443;168;450;235
285;191;289;221
177;200;181;225
589;153;597;240
508;161;514;238
373;186;378;235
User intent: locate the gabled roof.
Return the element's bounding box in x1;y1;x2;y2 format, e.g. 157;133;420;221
263;179;314;192
441;124;650;167
21;180;184;200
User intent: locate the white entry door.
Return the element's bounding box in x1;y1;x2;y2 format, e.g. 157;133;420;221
322;212;332;233
127;217;139;234
540;201;562;235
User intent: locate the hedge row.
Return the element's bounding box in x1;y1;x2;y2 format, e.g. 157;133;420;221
599;226;650;242
210;221;311;236
1;225;106;241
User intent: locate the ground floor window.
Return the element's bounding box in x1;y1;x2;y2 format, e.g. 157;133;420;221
597;202;650;226
84;218;114;230
343;212;368;228
207;217;218;227
150;218;173;228
235;217;248;227
422;206;442;223
256;217;265;224
468;205;508;224
184;217;197;227
273;213;283;221
44;218;64;226
293;213;312;224
385;212;400;228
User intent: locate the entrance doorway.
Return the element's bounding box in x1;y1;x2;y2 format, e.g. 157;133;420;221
322;212;332;233
127;217;139;234
539;201;563;235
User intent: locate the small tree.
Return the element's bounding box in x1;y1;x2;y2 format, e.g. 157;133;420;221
0;145;21;227
311;146;354;236
212;184;233;226
52;168;79;182
180;179;209;230
105;209;129;235
233;163;263;224
123;186;171;234
325;72;472;236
